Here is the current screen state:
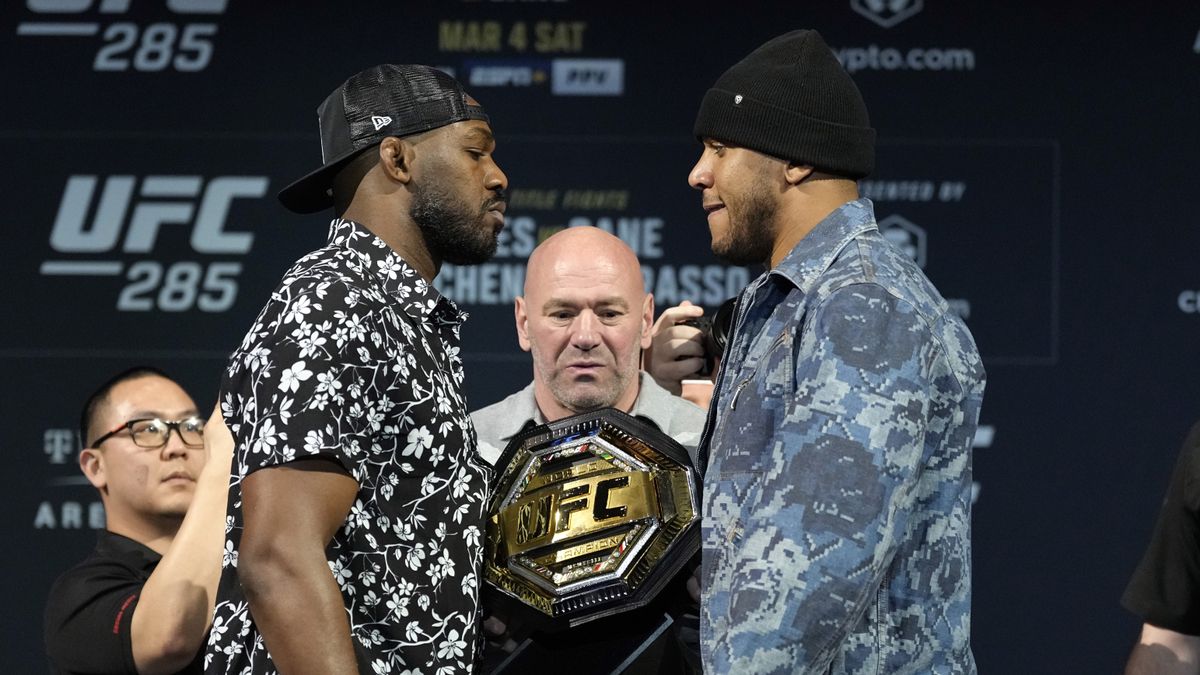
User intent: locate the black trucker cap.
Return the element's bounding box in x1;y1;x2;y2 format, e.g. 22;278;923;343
278;64;490;214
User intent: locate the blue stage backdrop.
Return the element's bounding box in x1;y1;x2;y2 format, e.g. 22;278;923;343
3;1;1198;672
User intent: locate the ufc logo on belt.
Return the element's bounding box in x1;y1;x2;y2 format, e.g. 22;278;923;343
501;470;658;558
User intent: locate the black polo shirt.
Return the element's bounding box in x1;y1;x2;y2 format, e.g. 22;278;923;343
1123;422;1200;635
44;530;203;675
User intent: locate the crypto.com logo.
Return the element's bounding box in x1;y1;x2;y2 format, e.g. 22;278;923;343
851;0;924;29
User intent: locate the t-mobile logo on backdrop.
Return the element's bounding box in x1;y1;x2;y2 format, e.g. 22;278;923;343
39;429;103;530
44;429;76;465
851;0;924;29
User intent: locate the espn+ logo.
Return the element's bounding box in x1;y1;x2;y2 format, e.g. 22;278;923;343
42;174;266;312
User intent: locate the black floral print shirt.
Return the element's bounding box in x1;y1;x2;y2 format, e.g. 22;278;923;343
206;219;491;675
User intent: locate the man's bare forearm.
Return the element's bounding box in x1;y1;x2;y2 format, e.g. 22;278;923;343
240;460;361;674
240;542;359;675
130;410;233;674
1126;624;1200;675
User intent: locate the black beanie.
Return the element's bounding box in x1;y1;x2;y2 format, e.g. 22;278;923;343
693;30;875;179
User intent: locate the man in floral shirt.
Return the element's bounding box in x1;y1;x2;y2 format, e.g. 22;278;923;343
205;65;507;675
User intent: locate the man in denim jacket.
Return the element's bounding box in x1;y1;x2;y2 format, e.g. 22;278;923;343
688;30;986;674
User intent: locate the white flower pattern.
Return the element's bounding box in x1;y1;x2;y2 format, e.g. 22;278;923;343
206;220;491;674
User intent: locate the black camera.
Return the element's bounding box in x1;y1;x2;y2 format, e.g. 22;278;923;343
678;297;737;377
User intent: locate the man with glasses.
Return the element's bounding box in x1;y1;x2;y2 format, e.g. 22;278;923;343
44;366;232;675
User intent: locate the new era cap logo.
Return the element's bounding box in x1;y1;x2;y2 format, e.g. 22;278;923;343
371;116;392;131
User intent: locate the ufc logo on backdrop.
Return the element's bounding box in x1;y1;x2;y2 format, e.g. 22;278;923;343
42;174;267;313
18;0;229;73
49;175;263;254
25;0;226;11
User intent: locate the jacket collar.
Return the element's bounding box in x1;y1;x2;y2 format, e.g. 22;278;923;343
768;198;877;294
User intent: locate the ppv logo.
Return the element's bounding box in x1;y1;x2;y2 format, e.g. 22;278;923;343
879;214;927;268
851;0;924;29
42;174;267;312
551;59;624;96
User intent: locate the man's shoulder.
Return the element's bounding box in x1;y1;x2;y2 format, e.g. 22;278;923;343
633;375;706;468
663;387;707;421
470;394;510;426
471;384;539;465
229;249;411;362
472;385;535;424
804;231;971;343
46;538;153;611
637;376;706;428
816;231;940;311
806;239;985;397
656;394;706;465
275;245;393;309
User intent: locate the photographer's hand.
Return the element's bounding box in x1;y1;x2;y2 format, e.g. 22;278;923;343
687;562;702;604
644;301;707;395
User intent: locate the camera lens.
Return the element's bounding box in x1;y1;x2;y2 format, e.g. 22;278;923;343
676;297;737;378
710;297;737;354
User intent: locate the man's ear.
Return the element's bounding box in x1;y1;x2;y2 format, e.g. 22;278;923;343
379;137;415;185
514;296;532;352
640;293;655;350
784;162;814;186
79;448;107;492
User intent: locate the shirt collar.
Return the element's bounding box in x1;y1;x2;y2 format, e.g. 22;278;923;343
496;372;668;442
768;197;877;294
326;218;466;326
95;530;161;567
495;382;546;442
626;373;680;431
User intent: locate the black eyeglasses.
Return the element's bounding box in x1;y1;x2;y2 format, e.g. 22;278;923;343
90;416;206;450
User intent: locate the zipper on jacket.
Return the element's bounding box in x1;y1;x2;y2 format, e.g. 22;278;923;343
696;280;760;474
730;377;753;410
729;332;789;411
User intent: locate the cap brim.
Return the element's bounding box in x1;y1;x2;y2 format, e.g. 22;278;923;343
277;145;371;214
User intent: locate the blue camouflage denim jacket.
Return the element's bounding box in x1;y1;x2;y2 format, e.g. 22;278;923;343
698;198;985;674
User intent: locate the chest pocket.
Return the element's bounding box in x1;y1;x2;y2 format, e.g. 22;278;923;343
721;331;795;453
755;331;794;397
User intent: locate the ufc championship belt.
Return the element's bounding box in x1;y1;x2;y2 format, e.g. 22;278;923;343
483;408;700;628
